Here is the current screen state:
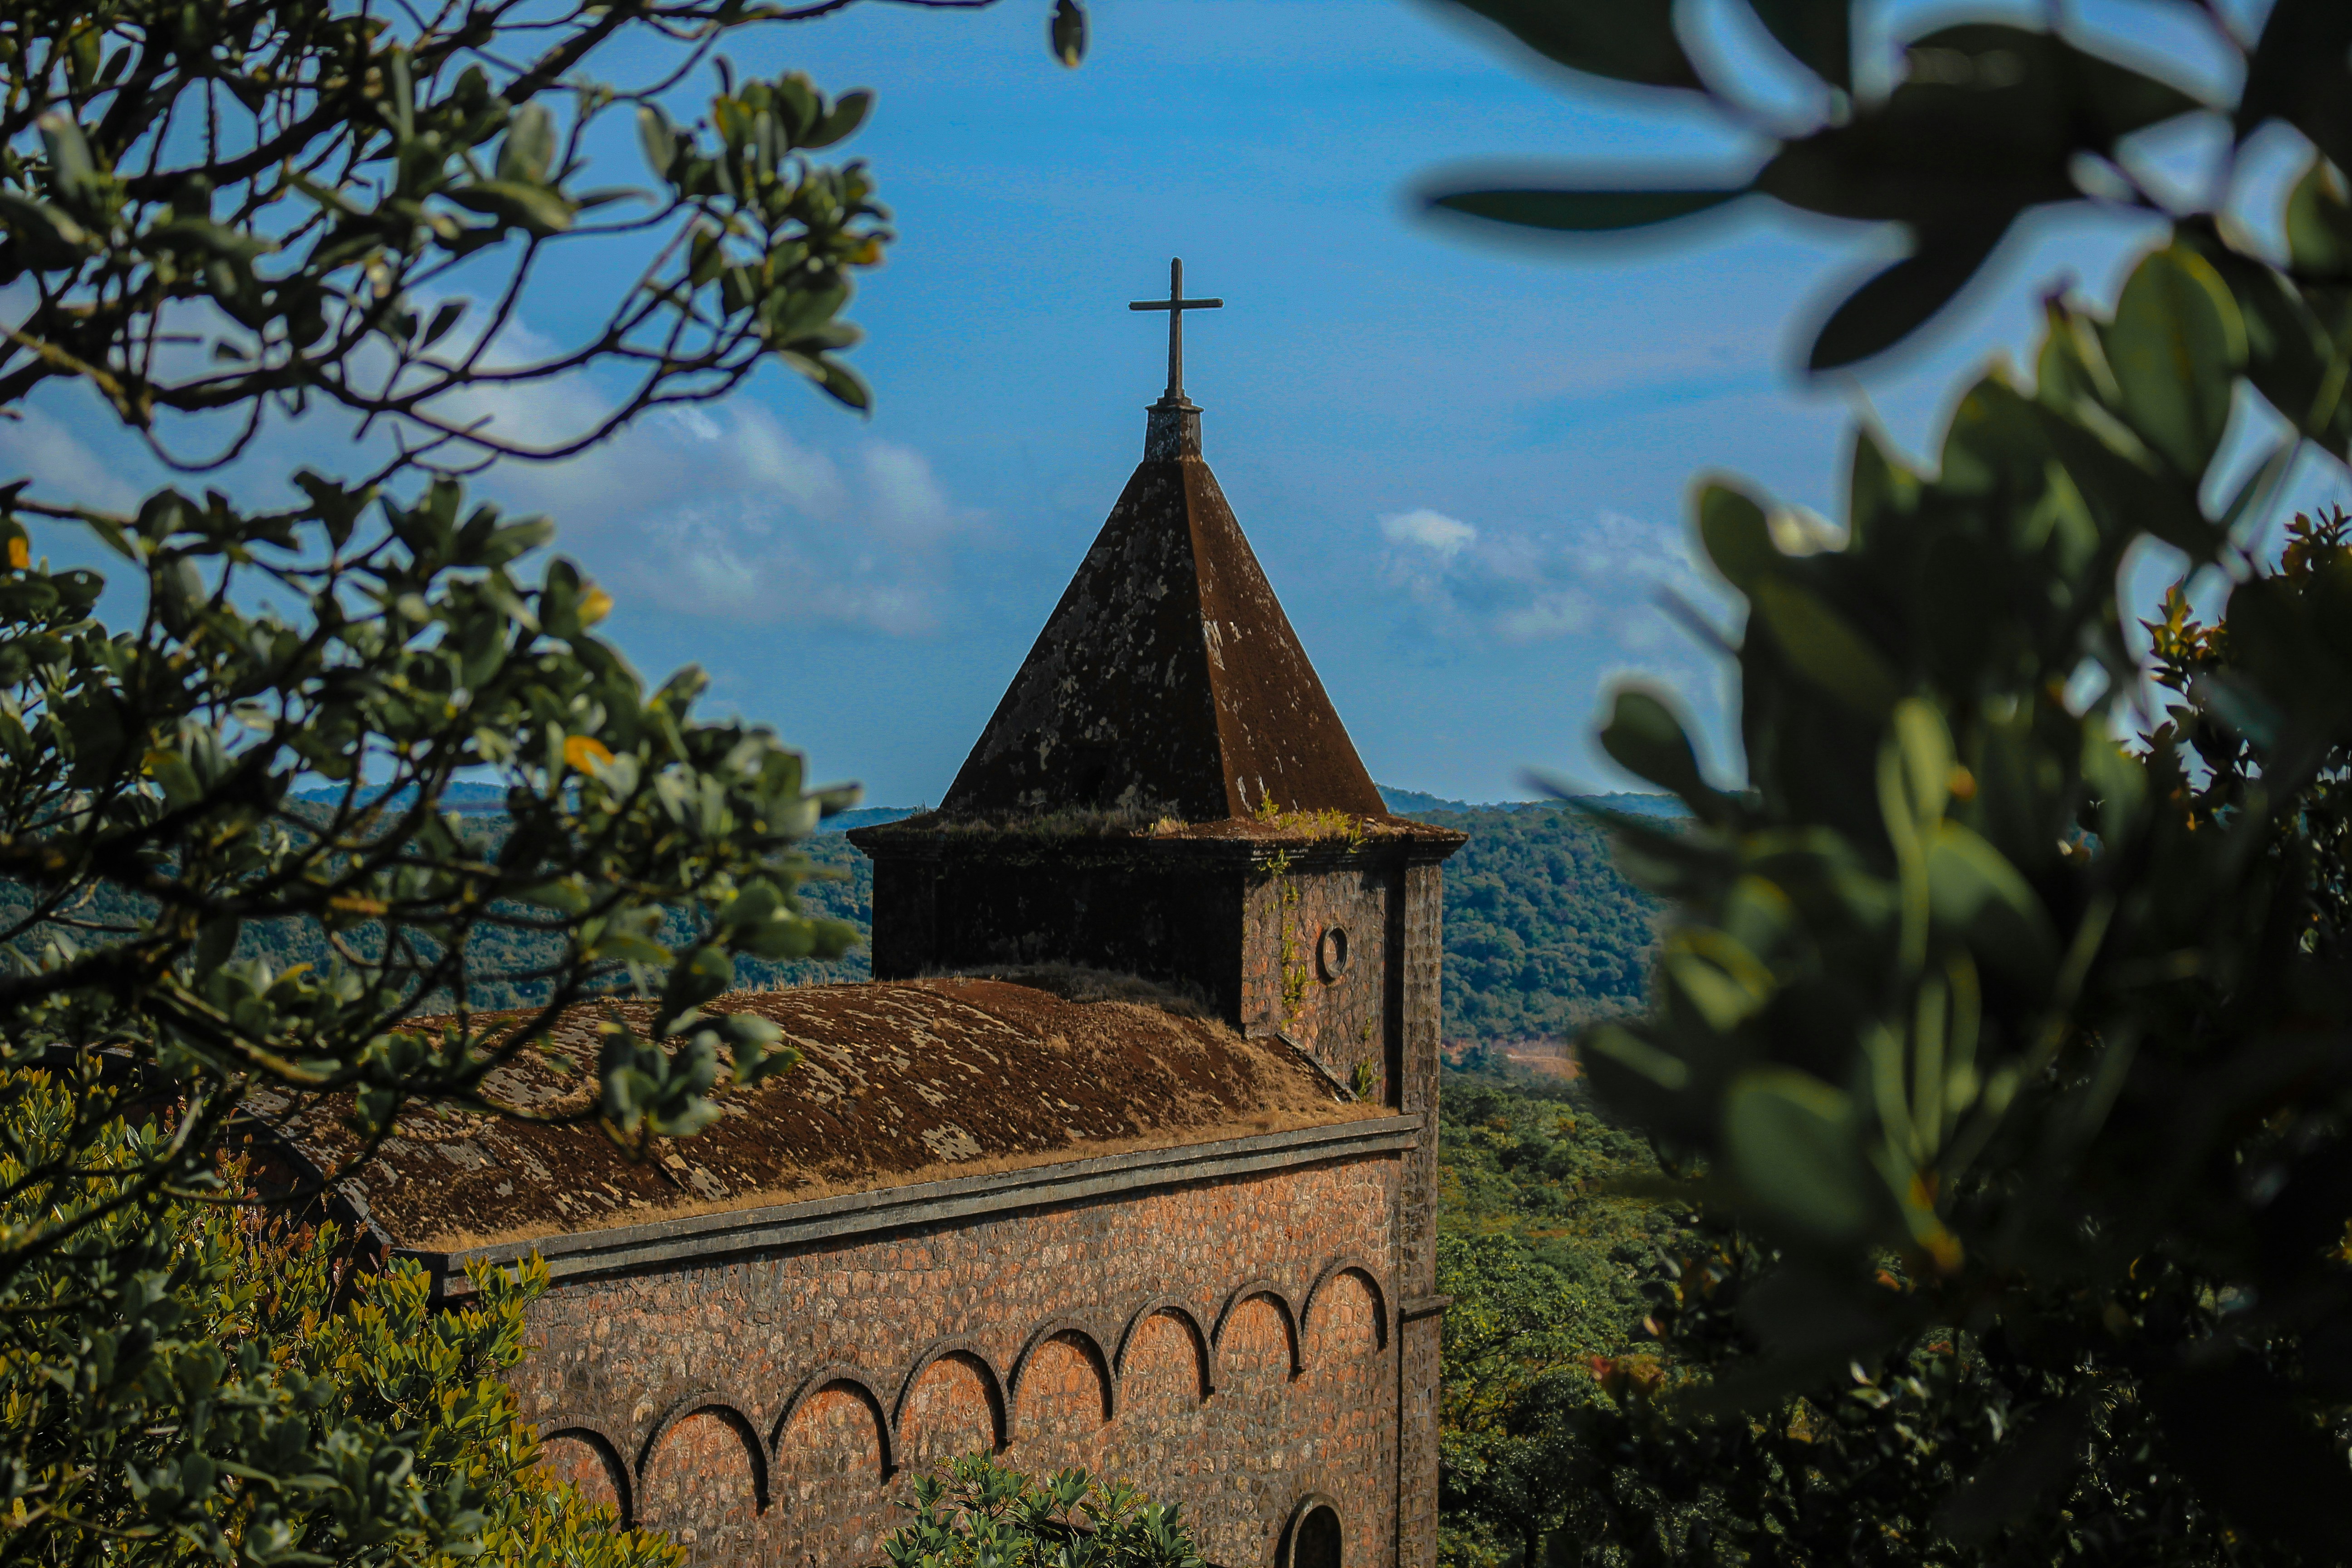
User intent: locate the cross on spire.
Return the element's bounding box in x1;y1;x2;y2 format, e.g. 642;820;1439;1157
1128;257;1222;404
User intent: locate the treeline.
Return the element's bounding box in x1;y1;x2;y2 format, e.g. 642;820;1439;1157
1415;805;1661;1043
7;799;1656;1036
1434;1065;1687;1568
0;814;876;1015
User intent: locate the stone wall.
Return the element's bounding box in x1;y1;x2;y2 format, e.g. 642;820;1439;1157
865;845;1250;1019
1240;862;1394;1103
516;1152;1402;1568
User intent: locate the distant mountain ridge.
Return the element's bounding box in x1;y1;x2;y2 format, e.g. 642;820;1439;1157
816;805;920;833
254;785;1661;1044
1376;785;1685;820
290;781;508;813
284;786;1679;825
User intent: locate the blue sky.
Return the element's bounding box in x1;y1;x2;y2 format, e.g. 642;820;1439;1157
10;0;2341;805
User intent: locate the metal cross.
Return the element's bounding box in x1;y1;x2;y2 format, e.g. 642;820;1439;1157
1128;257;1222;403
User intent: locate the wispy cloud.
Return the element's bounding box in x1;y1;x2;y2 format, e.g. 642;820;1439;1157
0;404;145;516
1374;505;1721;647
475;401;972;637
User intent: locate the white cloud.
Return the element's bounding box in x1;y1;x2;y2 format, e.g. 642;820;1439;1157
1374;505;1721;649
282;311;979;638
0;403;145;515
1379;507;1477;558
482;403;973;637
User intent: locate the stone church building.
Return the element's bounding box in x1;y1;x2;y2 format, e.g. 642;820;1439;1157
315;274;1465;1568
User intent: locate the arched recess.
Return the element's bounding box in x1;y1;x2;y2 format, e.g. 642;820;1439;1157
1114;1296;1213;1400
1277;1493;1345;1568
1300;1258;1390;1367
772;1366;895;1513
1213;1279;1301;1381
772;1365;896;1479
537;1425;633;1525
894;1339;1007;1474
1009;1318;1116;1426
637;1397;769;1547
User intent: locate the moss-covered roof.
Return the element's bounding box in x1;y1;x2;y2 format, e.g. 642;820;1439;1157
279;974;1368;1253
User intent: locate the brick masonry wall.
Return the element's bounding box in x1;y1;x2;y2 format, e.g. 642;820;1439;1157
521;1154;1401;1568
1395;861;1446;1568
1240;864;1393;1102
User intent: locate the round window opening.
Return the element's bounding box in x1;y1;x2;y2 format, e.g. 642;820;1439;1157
1317;926;1349;983
1289;1504;1342;1568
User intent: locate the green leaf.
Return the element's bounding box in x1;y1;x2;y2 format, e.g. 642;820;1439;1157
636;103;679;181
2101;243;2245;477
1598;688;1719;814
1845;424;1918;546
446;180;576;237
497;103;557;186
0;191;93;261
812;356;871;412
1724;1067;1874;1240
587;930;670;965
1750;577;1900;714
1430;187;1744;233
1664;931;1775;1032
1695;480;1776;593
1758;28;2199;231
2283;155;2352;284
1892;697;1955;827
1808;222;2008;372
1049;0;1088;67
1582;1023;1690;1092
1439;0;1702;91
35;113;98;204
419;299;467;350
808;89;875;148
1925;821;2056;986
660;943;735;1023
2190;222;2346;447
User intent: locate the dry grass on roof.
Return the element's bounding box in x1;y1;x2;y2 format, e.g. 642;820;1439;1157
288;972;1374;1253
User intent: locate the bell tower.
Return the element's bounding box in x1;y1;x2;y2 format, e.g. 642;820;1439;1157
848;264;1460;1568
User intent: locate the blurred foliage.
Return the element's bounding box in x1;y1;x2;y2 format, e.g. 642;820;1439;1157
1411;806;1663;1044
0;1069;678;1566
0;0;1065;1558
880;1454;1204;1568
1427;0;2352;1555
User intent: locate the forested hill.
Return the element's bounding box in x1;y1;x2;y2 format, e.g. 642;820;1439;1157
17;792;1665;1039
1406;804;1661;1044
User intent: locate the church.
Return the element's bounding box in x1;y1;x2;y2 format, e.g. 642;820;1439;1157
312;264;1464;1568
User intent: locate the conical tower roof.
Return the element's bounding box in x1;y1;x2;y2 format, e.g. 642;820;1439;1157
941;392;1383;824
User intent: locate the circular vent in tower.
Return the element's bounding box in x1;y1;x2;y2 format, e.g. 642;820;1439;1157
1317;925;1349;982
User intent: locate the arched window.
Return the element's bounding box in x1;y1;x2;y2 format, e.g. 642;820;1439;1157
1284;1501;1342;1568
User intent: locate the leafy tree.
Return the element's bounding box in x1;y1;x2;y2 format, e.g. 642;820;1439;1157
880;1455;1206;1568
0;1070;682;1565
1411;806;1663;1045
0;0;1065;1557
1435;1072;1681;1568
1427;0;2352;1558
